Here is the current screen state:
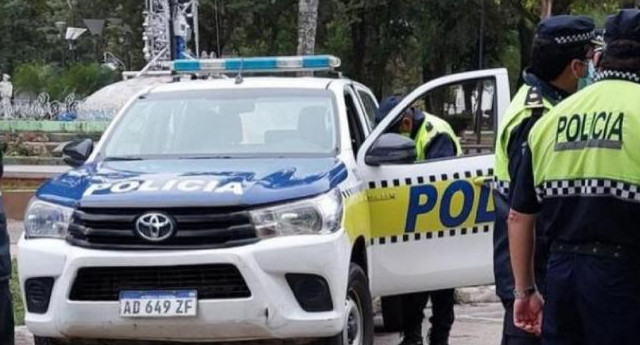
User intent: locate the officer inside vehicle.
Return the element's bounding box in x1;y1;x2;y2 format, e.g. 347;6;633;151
0;140;13;345
378;96;461;345
493;15;596;345
509;9;640;344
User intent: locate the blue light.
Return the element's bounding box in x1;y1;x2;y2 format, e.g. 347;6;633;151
225;57;278;71
170;55;340;73
302;56;332;68
173;60;201;72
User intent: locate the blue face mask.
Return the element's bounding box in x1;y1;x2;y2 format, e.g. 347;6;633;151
578;60;596;90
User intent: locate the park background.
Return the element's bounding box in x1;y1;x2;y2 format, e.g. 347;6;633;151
0;0;633;102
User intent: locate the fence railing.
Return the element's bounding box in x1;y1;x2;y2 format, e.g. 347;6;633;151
0;93;117;121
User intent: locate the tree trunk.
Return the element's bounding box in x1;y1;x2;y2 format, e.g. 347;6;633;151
296;0;319;55
517;17;534;87
350;4;367;83
540;0;553;19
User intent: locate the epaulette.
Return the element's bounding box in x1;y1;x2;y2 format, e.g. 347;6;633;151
524;86;544;109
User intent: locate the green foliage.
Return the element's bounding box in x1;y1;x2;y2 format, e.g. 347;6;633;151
53;63;117;99
0;0;633;100
13;62;57;97
10;259;25;326
14;62;116;100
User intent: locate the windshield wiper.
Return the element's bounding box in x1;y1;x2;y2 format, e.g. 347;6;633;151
103;156;145;161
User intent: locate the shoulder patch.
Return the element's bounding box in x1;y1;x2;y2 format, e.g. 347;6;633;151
524;86;544;109
425;121;434;131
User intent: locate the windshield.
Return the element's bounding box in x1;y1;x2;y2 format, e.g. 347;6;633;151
103;88;338;159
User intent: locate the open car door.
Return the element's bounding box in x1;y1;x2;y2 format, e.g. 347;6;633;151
357;68;510;297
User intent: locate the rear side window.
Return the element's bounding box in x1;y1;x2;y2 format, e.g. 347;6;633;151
344;90;366;156
357;90;378;130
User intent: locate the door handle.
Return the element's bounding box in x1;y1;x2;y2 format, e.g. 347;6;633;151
472;176;493;186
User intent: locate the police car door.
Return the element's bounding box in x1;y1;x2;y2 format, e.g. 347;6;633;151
356;69;510;296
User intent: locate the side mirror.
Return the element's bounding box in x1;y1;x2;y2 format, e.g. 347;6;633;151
62;139;94;168
365;133;416;166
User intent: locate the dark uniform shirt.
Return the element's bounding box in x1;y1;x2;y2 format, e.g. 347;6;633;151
492;70;568;300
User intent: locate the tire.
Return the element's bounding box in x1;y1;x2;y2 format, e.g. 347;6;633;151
317;263;373;345
33;336;65;345
380;295;404;332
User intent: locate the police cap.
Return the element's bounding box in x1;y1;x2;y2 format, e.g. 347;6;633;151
378;96;401;123
377;95;424;125
535;15;595;45
604;9;640;45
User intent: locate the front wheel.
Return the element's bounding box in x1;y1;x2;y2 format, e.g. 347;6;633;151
319;263;373;345
34;336;65;345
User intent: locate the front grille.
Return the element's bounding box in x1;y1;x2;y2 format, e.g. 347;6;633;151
68;207;257;249
69;264;251;301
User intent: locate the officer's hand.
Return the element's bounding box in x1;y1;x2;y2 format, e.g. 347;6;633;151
513;292;544;336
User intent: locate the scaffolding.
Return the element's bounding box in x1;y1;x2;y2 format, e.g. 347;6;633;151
140;0;199;73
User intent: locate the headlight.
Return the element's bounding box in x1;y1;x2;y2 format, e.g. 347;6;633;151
24;199;74;239
250;189;343;238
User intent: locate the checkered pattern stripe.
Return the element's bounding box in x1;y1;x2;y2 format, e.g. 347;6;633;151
341;184;366;198
537;179;640;203
369;224;492;246
493;178;510;196
367;168;494;190
553;31;594;45
595;70;640;83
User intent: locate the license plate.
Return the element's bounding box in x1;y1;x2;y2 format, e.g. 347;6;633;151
119;290;197;318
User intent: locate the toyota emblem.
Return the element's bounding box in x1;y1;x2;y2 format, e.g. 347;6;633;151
135;212;175;242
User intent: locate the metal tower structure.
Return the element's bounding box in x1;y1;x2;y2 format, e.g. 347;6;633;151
141;0;199;71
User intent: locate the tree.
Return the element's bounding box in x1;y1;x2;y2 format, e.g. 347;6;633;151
297;0;319;55
541;0;553;19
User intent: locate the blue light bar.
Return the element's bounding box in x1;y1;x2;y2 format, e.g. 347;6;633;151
171;55;341;73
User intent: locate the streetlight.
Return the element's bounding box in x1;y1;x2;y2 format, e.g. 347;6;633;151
55;21;67;67
65;27;87;64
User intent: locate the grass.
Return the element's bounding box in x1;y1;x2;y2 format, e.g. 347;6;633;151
9;259;25;326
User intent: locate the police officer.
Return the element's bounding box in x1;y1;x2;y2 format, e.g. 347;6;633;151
378;96;461;345
509;9;640;344
0;139;13;344
493;15;596;345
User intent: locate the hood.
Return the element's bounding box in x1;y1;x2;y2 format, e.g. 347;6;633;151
36;158;348;209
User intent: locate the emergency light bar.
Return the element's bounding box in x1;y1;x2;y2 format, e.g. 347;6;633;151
171;55;341;73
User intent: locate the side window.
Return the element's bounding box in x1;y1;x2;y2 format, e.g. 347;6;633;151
344;89;366;156
381;76;497;163
357;90;378;131
423;78;496;155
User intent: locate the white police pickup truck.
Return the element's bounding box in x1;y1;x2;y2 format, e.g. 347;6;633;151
18;55;510;345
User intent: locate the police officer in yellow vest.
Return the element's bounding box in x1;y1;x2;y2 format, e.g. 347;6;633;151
509;9;640;344
378;96;461;345
493;15;596;345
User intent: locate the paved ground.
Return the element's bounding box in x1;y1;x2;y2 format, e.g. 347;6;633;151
15;303;503;345
9;219;504;344
8;219;21;258
374;303;503;345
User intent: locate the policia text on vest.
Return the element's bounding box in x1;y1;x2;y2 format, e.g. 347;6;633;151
555;111;623;150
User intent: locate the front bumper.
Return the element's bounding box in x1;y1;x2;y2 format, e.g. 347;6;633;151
18;231;350;342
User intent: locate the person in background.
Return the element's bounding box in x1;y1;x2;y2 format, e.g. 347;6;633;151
378;96;461;345
0;137;14;344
